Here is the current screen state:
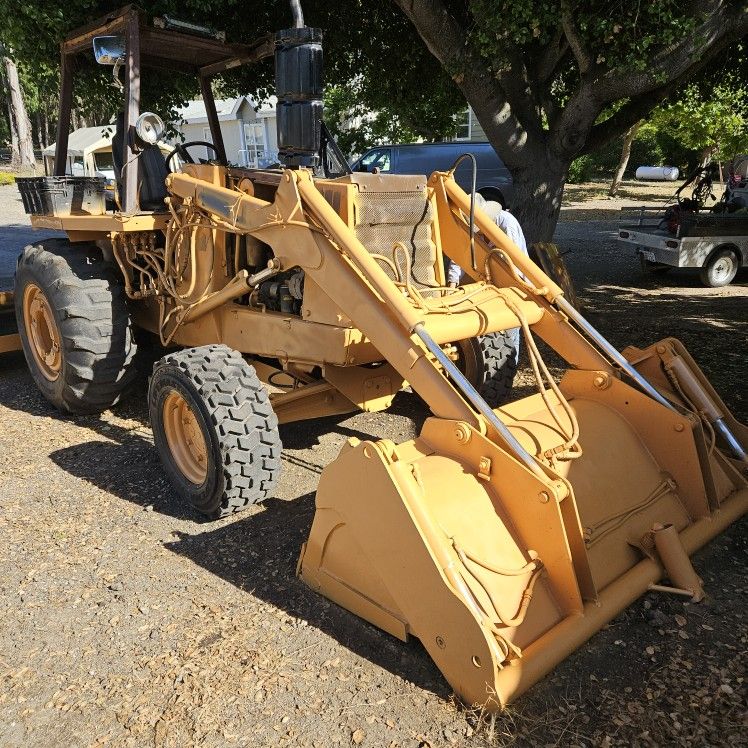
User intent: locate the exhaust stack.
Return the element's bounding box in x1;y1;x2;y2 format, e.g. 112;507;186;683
275;3;323;168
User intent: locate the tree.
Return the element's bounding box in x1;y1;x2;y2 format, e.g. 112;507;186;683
390;0;748;242
2;53;34;170
650;79;748;168
608;121;643;197
3;1;746;241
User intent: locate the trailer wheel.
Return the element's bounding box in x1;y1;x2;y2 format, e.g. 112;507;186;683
14;239;138;414
455;331;518;408
700;248;739;288
149;345;282;519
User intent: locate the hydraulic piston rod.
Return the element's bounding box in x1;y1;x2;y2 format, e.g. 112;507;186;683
413;322;546;479
555;296;674;410
556;297;747;462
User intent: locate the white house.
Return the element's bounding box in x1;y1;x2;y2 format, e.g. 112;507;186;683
453;106;488;142
172;96;278;168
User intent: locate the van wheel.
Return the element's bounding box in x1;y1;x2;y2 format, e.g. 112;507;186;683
15;239;138;414
149;345;282;519
700;248;738;288
455;331;518;408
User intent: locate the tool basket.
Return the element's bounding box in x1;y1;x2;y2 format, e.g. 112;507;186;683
16;176;107;217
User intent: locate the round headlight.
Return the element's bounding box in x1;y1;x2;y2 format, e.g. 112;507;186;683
135;112;165;145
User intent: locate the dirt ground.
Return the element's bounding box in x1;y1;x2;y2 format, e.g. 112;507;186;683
0;180;746;747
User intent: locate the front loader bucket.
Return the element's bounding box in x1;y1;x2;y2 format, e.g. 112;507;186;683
299;340;748;709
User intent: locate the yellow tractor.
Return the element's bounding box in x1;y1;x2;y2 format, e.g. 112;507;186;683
6;3;747;712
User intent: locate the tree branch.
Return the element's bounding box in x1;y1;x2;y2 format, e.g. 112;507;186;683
594;0;748;102
532;28;567;84
583;7;748;155
581;95;663;154
560;0;592;74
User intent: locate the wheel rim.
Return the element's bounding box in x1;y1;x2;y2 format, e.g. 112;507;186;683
22;282;61;381
712;255;735;283
162;390;208;485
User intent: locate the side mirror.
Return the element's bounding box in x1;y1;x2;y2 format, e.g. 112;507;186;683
93;36;126;65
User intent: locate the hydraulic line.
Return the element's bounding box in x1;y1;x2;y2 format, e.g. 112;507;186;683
558;295;746;461
449;153;478;271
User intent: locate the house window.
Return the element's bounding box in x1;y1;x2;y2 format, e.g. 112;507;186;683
455;107;471;141
243;121;266;168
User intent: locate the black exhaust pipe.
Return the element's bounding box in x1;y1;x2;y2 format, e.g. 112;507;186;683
275;2;323;168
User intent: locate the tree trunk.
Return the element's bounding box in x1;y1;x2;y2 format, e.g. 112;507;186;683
3;56;35;170
35;109;47;149
608;120;642;197
42;107;50;147
508;163;568;245
699;144;718;168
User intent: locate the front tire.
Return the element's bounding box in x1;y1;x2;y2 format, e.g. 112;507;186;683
14;239;138;414
149;345;282;519
455;331;518;408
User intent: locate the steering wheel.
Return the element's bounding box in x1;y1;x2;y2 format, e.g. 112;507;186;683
166;141;221;172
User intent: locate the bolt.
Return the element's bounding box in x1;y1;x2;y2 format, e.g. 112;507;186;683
539;491;551;504
674;423;685;432
435;636;445;649
657;345;667;354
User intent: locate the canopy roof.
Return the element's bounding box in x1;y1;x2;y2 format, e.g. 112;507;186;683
42;127;115;159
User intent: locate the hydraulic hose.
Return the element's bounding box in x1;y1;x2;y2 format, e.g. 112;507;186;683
449;153;478;271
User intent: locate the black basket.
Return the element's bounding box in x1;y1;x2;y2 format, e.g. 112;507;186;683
16;176;106;217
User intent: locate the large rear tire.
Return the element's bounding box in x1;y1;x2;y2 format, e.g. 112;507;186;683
14;239;138;414
455;331;518;408
149;345;282;519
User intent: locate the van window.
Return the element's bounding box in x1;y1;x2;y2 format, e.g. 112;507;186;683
358;148;392;173
94;151;114;172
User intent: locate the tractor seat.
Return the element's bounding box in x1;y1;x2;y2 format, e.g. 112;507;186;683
112;112;169;211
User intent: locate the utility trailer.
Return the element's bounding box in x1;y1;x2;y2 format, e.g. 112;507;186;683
618;206;748;287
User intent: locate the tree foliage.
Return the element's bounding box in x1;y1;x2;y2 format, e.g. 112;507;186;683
391;0;748;240
650;78;748;160
1;0;746;240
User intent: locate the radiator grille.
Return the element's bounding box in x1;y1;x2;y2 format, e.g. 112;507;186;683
353;190;438;289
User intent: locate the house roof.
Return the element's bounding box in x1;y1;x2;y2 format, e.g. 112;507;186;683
42;126;114;158
174;96;276;125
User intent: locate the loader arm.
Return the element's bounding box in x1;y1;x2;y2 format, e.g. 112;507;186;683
165;166;747;710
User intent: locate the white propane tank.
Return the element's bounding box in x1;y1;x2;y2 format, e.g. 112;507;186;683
635;166;680;181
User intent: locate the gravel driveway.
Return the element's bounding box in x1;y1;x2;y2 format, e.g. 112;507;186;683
0;183;745;747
